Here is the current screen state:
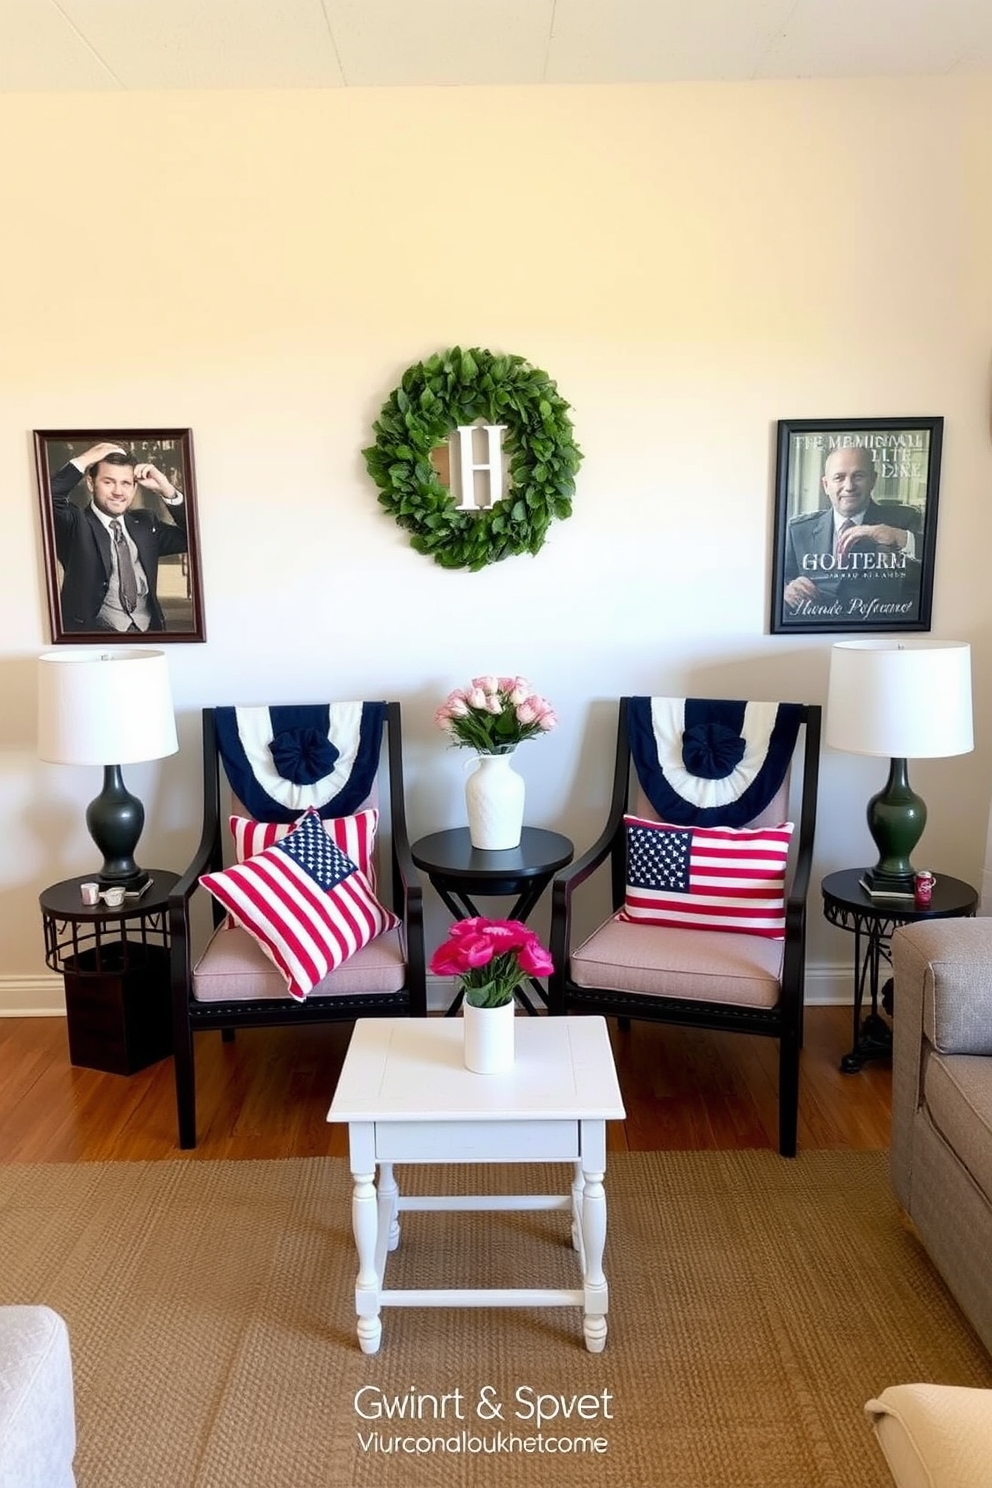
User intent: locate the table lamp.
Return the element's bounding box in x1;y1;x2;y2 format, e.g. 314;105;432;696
37;648;179;889
825;639;973;897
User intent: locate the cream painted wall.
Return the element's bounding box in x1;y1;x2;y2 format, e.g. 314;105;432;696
2;79;991;1010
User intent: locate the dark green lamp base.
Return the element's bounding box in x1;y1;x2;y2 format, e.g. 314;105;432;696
86;764;150;889
862;757;926;896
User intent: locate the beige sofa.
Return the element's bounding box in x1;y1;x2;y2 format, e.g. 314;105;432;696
866;1383;992;1488
891;918;992;1357
878;923;992;1486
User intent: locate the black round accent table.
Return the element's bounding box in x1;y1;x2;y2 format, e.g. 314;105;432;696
821;868;978;1074
40;870;178;1075
412;827;573;1015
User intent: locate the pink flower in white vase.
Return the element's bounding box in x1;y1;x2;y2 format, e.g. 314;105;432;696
434;676;558;754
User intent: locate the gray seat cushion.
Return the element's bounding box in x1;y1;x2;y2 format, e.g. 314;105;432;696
570;914;784;1007
193;924;406;1003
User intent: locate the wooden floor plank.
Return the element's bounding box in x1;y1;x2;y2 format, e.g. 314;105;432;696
0;1008;891;1162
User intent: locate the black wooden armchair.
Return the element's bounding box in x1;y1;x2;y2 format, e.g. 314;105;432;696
168;700;426;1148
548;697;821;1156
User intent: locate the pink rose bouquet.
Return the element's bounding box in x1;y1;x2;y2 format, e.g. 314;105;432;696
429;917;554;1007
434;676;558;755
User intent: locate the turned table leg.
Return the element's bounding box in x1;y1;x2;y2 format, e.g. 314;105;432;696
351;1168;382;1355
379;1162;401;1251
571;1160;583;1251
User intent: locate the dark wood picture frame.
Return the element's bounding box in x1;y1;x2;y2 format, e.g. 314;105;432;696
769;416;942;636
34;428;205;644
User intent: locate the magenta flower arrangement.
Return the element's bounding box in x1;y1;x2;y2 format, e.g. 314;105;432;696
429;917;554;1007
434;675;558;755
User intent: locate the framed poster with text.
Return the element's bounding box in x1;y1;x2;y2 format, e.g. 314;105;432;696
769;416;942;635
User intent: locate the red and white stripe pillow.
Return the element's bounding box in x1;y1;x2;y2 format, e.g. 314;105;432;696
230;808;378;886
620;814;794;939
201;807;398;1002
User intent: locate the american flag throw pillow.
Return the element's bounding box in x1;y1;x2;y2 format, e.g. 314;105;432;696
223;807;379;933
201;807;399;1001
620;814;795;939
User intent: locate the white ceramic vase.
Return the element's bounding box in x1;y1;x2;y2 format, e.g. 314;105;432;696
465;751;525;850
462;998;516;1074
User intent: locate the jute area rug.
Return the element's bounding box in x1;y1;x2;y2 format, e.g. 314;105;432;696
2;1152;990;1488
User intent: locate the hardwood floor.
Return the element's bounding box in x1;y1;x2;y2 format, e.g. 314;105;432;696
0;1007;891;1162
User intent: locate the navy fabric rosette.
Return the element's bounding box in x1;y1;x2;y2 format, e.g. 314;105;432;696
269;726;339;786
680;720;747;780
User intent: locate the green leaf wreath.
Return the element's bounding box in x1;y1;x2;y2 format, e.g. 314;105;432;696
362;346;582;571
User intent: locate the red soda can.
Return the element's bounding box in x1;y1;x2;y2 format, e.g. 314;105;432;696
914;870;935;908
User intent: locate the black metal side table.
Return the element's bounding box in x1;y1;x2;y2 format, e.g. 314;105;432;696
821;868;978;1073
411;827;574;1015
40;870;179;1075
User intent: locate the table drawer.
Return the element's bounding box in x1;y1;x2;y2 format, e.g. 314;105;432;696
374;1119;579;1163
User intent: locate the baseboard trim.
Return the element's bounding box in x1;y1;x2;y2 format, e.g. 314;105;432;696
805;964;854;1006
0;966;854;1018
0;975;67;1016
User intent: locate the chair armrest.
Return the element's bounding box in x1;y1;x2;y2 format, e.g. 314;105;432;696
168;821;224;997
787;830;814;910
384;738;426;1015
382;734;425;941
391;831;426;959
169;830;219;915
169;705;224;946
382;698;426;1003
392;835;426;1015
552;822;618;909
782;824;815;939
548;821;620;1010
390;828;422;911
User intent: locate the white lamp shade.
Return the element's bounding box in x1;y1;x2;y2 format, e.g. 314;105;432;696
38;648;179;766
826;639;974;759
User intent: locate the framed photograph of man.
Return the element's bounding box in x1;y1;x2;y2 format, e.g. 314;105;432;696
34;428;206;644
769;417;943;636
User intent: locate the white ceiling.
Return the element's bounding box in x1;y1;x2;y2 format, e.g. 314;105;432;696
2;0;991;92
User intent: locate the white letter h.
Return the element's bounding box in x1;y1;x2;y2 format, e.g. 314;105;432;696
454;424;506;510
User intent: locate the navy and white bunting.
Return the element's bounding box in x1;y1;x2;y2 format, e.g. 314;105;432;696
214;702;385;823
627;697;802;828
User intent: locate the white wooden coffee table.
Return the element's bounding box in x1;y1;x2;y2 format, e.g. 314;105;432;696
326;1015;625;1355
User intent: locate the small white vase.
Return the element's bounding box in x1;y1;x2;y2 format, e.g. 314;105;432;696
465;752;525;850
462;999;516;1074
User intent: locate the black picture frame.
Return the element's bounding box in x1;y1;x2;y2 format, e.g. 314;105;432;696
769;417;943;636
34;428;206;644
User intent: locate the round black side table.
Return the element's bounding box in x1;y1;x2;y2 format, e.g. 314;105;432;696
411;827;573;1015
821;868;978;1073
40;870;179;1075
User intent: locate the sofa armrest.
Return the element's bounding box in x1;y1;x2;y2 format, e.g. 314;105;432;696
894;919;992;1057
866;1384;992;1488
